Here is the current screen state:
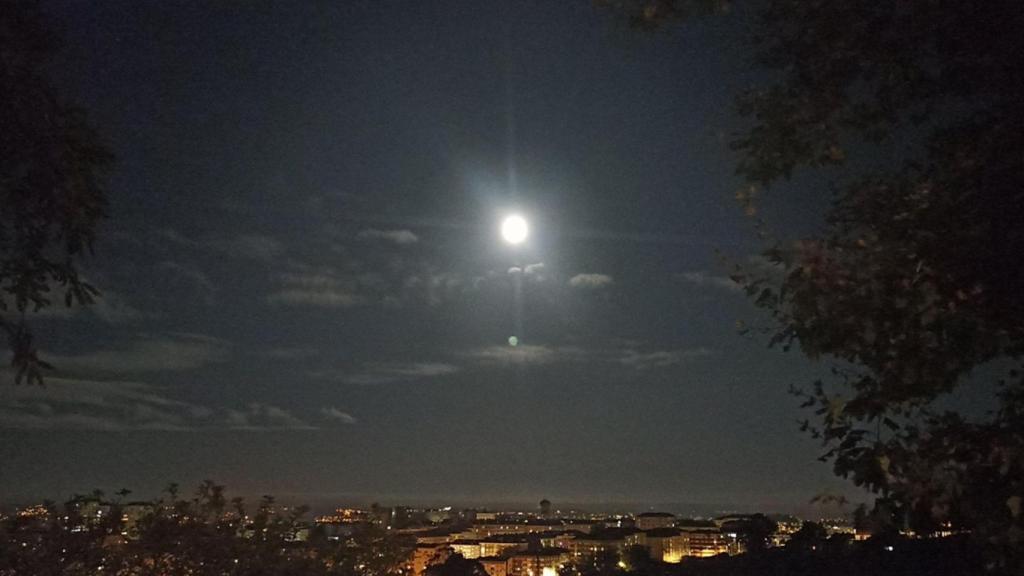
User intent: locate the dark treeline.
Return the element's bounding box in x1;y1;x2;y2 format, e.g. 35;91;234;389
0;482;413;576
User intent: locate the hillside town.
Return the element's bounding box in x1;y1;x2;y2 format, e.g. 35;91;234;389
4;493;876;576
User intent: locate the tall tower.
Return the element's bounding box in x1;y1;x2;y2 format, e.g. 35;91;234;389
539;498;552;518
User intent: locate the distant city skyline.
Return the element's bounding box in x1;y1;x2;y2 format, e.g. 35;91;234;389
0;491;851;521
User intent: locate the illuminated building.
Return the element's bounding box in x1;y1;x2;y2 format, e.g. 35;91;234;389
635;512;675;531
505;548;570;576
713;514;750;529
639;528;679;561
671;529;732;560
120;502;154;539
449;536;530;559
632;527;731;562
64;497;111;530
315;507;370;524
411;544;452;576
560;520;599;534
482;539;530;557
451;540;484;559
16;504;49;520
413;526;463;545
550;528;642;560
471;519;564;538
479;556;509;576
819;518;856;537
423;508;453;523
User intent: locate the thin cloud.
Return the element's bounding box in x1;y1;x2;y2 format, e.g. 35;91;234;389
464;341;714;371
267;288;363;308
225;403;316;431
318;362;460;385
400;271;467;307
154;261;216;304
0;409;133;431
267;261;468;310
90;293;146;323
568;273;614;289
524;262;545;276
321;407;358;424
158;229;284;261
0;374;319;431
618;347;715;369
357;228;419;245
267;347;319;360
465;344;581;365
1;378;184;409
220;234;285;261
45;333;229;376
675;271;743;293
155;228;202;250
34;289;145;324
508;262;547;283
1;377;201;431
267;270;364;308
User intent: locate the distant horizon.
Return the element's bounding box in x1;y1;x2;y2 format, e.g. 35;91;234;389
0;489;858;520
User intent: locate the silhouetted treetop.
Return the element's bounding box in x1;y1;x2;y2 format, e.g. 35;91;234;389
603;0;1024;572
1;0;112;385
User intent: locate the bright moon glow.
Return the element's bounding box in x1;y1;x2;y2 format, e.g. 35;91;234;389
501;214;528;244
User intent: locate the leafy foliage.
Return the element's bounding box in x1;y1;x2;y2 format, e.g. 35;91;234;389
725;1;1024;569
1;0;112;384
720;514;776;556
785;521;827;553
0;481;414;576
607;0;1024;571
423;554;489;576
559;548;626;576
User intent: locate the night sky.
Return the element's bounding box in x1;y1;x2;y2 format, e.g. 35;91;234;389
1;0;849;514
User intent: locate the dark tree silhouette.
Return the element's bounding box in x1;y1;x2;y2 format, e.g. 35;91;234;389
1;0;112;385
423;553;489;576
785;521;828;553
621;544;656;573
0;481;414;576
730;2;1024;569
560;548;626;576
722;514;776;556
604;1;1024;570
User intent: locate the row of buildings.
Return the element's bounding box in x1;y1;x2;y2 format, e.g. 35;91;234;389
7;497;858;576
372;511;773;576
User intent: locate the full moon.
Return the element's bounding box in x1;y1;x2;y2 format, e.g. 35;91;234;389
501;214;529;244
